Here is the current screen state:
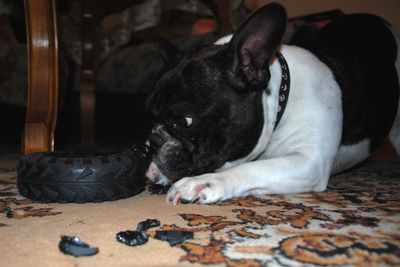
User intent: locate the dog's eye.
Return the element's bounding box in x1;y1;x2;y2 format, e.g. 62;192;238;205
174;117;193;128
184;117;193;127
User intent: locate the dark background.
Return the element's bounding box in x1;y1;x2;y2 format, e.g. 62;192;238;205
0;0;246;152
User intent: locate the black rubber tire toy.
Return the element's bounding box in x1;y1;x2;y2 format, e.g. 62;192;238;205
17;145;151;203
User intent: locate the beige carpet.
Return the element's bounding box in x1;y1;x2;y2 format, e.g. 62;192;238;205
1;160;400;267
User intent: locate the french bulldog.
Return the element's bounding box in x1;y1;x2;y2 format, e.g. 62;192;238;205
145;3;400;204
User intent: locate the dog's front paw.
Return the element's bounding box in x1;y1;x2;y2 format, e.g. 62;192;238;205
166;174;227;205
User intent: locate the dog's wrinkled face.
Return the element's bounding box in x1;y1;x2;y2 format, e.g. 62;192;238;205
146;4;287;184
147;46;265;183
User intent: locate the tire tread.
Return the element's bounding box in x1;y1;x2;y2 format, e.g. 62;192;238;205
17;147;149;203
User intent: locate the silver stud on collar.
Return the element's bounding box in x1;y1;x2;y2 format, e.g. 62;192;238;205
273;52;290;130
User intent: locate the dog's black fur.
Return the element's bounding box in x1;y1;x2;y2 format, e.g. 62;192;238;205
299;14;399;150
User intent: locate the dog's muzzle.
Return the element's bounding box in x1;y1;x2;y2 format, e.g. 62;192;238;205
146;124;192;184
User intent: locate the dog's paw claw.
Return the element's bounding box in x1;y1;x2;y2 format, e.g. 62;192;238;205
166;174;226;205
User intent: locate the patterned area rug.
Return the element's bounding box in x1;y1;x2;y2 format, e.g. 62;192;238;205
1;161;399;267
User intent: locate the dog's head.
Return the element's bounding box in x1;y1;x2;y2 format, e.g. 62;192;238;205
146;3;287;184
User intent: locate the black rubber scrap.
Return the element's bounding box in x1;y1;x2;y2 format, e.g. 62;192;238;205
59;236;99;257
5;206;13;218
148;184;171;195
116;230;149;246
116;219;160;246
116;219;194;247
136;219;161;232
154;230;194;246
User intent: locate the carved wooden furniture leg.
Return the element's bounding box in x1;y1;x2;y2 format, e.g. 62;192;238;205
23;0;59;155
204;0;233;37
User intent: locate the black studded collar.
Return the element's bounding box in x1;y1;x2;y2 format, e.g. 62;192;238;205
273;52;290;130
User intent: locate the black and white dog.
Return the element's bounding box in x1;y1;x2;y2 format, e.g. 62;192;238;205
145;3;400;205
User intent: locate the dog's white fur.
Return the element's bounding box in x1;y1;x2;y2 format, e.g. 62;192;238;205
166;35;400;205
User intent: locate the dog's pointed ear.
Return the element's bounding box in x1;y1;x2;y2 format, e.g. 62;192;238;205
227;3;287;91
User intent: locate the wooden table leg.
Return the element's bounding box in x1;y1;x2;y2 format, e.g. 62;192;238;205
23;0;59;155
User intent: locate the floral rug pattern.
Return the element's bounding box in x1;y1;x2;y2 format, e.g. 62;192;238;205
1;161;399;266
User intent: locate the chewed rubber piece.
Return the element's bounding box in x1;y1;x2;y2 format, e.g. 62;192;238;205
116;230;149;246
59;236;99;257
154;230;194;246
137;219;160;231
148;184;171;194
